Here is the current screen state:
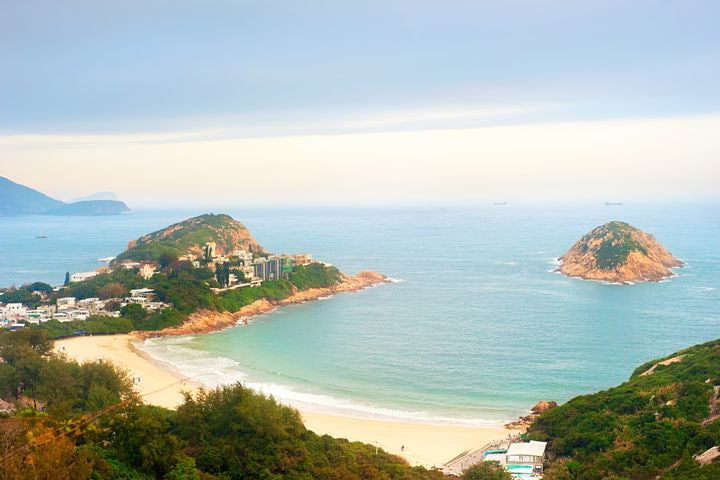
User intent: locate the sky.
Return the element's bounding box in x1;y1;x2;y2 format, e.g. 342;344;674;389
1;0;719;206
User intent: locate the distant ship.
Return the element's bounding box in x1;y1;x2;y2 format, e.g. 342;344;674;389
35;234;48;239
98;256;116;262
494;201;508;206
605;202;623;206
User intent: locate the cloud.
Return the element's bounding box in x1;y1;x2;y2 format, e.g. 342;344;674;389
1;113;718;206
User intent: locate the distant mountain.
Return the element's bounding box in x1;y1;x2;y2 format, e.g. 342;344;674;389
115;213;264;262
70;191;119;202
47;200;131;216
558;221;682;283
0;176;131;216
0;176;65;215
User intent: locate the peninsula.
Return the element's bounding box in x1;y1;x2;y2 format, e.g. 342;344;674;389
558;221;683;283
0;213;389;338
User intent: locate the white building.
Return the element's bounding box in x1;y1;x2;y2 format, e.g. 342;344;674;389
130;288;155;298
120;261;142;270
52;312;71;322
70;271;99;282
0;303;28;322
232;249;253;263
57;297;77;309
505;441;547;477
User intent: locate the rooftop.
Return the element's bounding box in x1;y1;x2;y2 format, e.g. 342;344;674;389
506;441;547;457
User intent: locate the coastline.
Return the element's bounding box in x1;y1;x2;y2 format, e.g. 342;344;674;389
555;257;680;284
137;270;390;339
55;334;520;468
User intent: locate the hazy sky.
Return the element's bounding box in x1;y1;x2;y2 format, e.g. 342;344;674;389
1;1;718;206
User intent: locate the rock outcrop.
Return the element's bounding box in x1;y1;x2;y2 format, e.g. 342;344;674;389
506;400;558;430
558;221;682;283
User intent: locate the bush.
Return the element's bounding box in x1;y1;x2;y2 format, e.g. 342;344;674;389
463;461;512;480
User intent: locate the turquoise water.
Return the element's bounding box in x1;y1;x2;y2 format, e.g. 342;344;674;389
2;205;719;424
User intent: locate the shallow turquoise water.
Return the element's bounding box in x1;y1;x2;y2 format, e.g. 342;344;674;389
2;205;719;424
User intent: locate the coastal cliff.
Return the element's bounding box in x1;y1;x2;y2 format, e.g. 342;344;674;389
136;271;388;338
558;221;682;283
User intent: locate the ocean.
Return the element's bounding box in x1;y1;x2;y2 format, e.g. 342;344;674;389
1;204;719;425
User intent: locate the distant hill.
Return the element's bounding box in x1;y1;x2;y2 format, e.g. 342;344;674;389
558;221;682;283
70;191;119;202
0;176;65;215
0;176;131;216
47;200;131;216
528;338;720;479
116;213;264;262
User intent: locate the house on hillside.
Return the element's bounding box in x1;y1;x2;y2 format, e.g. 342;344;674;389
70;271;99;282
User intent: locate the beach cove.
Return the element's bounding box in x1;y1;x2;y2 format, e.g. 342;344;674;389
55;334;518;468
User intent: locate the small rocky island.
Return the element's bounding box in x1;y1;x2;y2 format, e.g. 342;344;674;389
558;221;682;283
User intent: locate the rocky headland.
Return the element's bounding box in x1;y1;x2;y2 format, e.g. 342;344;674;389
136;271;389;338
558;221;682;283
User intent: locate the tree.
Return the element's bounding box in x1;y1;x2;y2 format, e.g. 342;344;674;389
28;282;53;293
98;282;127;300
0;419;94;480
120;304;147;323
230;268;245;283
160;253;178;269
164;457;201;480
64;272;70;286
105;403;185;478
543;459;580;480
214;263;230;287
463;461;513;480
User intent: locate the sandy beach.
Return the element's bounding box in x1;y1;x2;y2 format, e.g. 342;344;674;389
55;334;517;468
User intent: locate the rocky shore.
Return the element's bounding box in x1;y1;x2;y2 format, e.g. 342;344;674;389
136;271;389;338
505;400;558;430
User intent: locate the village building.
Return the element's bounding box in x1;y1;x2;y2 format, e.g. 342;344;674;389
293;253;313;266
70;271;99;282
57;297;77;310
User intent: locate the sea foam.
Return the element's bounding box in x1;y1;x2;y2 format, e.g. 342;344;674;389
136;338;500;427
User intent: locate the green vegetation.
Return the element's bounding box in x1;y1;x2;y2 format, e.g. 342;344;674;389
23;260;344;338
289;263;343;290
115;214;262;263
0;329;445;480
462;461;512;480
579;221;649;269
527;339;720;479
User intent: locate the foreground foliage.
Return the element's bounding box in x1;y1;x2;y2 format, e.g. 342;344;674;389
0;329;444;480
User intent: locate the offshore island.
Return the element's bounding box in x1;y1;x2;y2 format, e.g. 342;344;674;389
558;220;683;284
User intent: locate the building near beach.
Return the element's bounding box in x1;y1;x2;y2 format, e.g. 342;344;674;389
505;441;547;477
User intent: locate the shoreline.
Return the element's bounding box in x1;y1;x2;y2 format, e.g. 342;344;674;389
137;270;390;339
55;334;521;468
555;257;680;284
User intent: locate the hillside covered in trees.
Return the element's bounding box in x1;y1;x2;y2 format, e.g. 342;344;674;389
527;339;720;479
